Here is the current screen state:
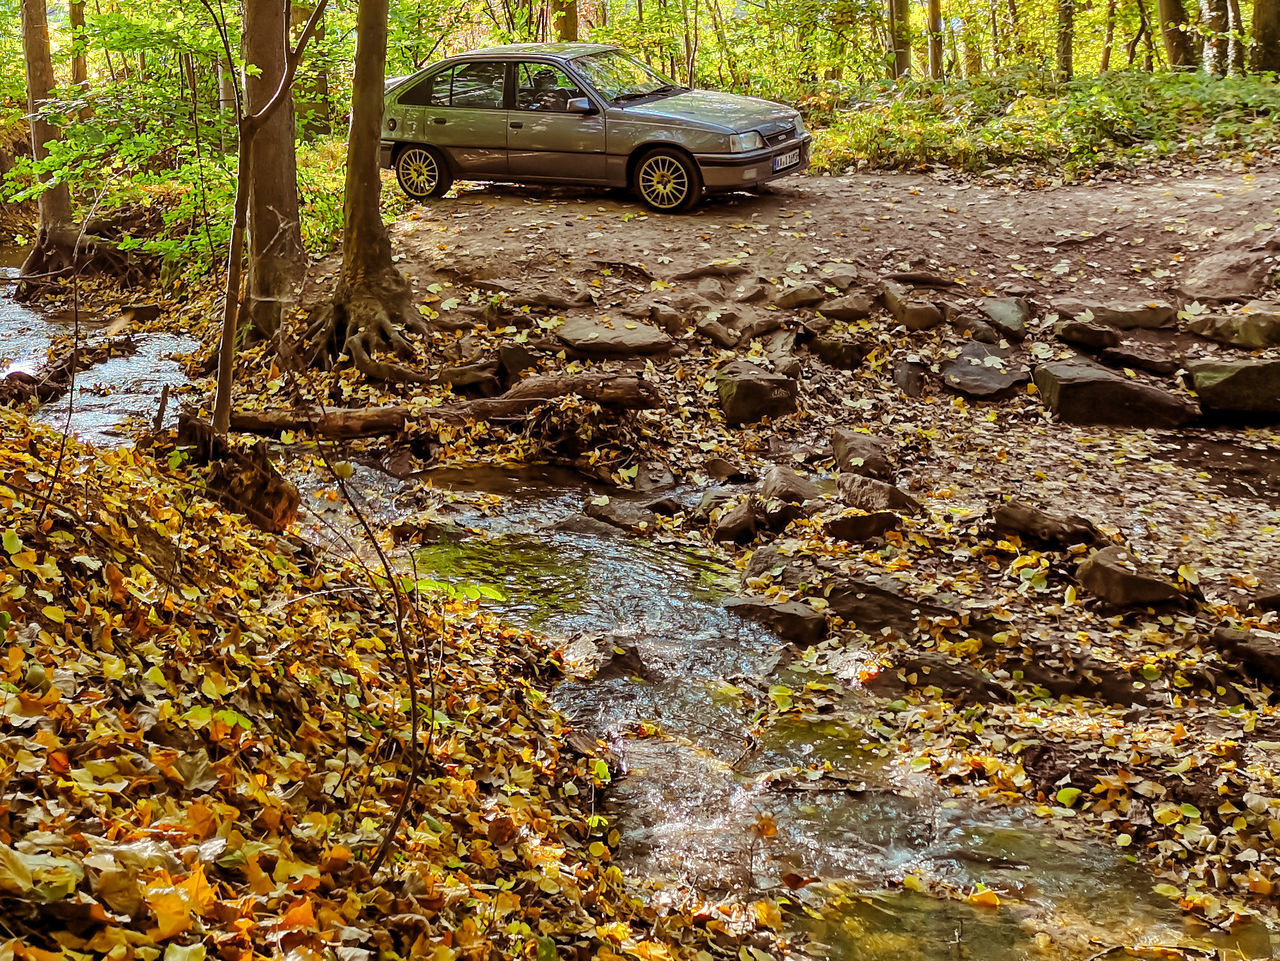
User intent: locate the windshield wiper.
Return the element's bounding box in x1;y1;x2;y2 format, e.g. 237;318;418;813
613;84;685;104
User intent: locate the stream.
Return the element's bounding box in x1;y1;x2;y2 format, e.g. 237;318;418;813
2;266;1276;960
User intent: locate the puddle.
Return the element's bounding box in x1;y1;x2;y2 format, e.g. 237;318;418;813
0;251;196;445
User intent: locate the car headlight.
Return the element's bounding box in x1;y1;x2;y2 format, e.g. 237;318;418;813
729;131;764;152
793;116;807;136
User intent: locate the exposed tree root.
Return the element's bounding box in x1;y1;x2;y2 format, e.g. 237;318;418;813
297;266;432;383
16;222;149;301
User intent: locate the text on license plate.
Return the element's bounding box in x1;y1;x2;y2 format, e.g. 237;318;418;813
773;149;800;172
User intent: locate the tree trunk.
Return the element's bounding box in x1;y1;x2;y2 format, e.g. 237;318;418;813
1101;0;1118;68
1227;0;1245;71
244;0;305;341
927;0;944;78
19;0;75;288
1255;0;1280;71
1158;0;1198;66
889;0;911;77
1200;0;1228;72
292;4;331;136
1057;0;1074;78
551;0;579;39
302;0;427;384
70;0;87;92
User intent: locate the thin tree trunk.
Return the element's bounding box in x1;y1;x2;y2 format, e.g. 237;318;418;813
1200;0;1228;71
244;0;305;341
551;0;579;39
70;0;87;90
1254;0;1280;71
19;0;74;281
1102;0;1118;68
1226;0;1245;71
1057;0;1074;78
889;0;911;77
927;0;944;78
1006;0;1023;57
1158;0;1198;66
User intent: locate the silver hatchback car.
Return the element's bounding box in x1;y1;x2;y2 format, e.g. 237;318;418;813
379;43;811;212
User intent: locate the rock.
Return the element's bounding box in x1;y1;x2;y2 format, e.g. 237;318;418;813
498;344;538;380
634;462;675;493
734;282;769;304
823;511;900;542
811;337;871;370
868;652;1009;704
837;474;921;515
552;514;621;537
594;640;654;682
510;286;593;310
1077;545;1182;607
1189;304;1280;348
1053;298;1176;330
556;316;672;357
703;459;753;483
941;342;1028;400
584;496;661;532
1253;587;1280;613
991;500;1102;547
1206;627;1280;686
831;428;892;479
1054;319;1121;349
643;495;681;515
716;361;798;425
695;487;738;518
744;544;784;581
883;282;943;331
824;574;955;632
1098;344;1179;376
1033;360;1198;427
979;296;1030;341
774;283;827;309
724;597;828;646
762;329;802;379
893;358;928;397
761;465;822;504
390;517;467;544
649;303;687;335
953;313;1000;344
1182;250;1278;302
734;314;786;344
816;262;861;290
673;262;749;282
442;362;501;395
819;293;876;321
1187;359;1280;415
696;317;739;348
711;500;756;543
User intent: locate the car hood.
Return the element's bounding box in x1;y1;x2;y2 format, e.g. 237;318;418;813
617;89;797;135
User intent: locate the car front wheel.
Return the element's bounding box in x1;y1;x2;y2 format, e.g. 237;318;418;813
395;145;452;201
632;148;701;213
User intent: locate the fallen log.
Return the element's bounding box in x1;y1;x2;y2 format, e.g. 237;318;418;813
0;334;137;407
230;406;411;439
228;374;662;439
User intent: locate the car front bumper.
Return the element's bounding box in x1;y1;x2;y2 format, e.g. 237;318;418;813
693;135;811;191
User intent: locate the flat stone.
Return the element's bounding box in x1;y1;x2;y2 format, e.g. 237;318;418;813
1187;359;1280;415
837;474;920;515
556;316;672;357
761;466;822;504
1055;320;1121;349
831;428;893;479
584;496;661;532
1189;303;1280;349
953;313;1000;344
824;511;900;542
991;500;1102;547
1033;360;1198;427
811;337;871;370
979;296;1030;341
1206;627;1280;686
894;358;928;397
816;262;861;290
774;283;827;309
716;360;798;425
673;262;748;281
634;462;675;493
724;597;829;646
1182;250;1279;302
883;282;943;331
941;342;1028;399
1097;343;1180;376
824;574;955;632
1054;299;1176;330
1077;545;1182;607
819;293;876;321
712;500;756;543
696;317;739;348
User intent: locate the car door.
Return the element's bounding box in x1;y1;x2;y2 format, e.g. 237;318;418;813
507;61;607;182
392;60;509;177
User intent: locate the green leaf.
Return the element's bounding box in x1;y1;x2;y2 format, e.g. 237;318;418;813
1055;787;1082;807
2;530;22;555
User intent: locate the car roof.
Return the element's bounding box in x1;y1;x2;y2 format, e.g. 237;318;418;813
449;42;617;62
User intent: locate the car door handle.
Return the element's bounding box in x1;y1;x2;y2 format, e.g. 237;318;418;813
509;121;523;129
432;117;447;125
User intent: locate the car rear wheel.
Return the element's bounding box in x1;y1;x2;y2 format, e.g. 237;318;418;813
395;145;452;201
632;148;701;213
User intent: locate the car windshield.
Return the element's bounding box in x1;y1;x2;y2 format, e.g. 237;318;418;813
573;50;681;103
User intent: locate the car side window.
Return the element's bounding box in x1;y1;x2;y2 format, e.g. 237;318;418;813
514;63;585;112
397;70;448;107
445;62;506;109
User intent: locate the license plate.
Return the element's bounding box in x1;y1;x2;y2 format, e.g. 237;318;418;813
773;149;800;172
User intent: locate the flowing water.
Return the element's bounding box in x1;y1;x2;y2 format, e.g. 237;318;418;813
2;273;1275;959
0;251;196;445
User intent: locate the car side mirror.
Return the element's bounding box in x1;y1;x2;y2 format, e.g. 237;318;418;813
566;97;596;115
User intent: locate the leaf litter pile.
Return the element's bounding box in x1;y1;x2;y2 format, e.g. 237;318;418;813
0;409;763;961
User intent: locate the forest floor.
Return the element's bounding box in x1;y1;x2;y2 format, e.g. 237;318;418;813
4;160;1280;960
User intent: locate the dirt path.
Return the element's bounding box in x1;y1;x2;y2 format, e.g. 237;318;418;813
384;162;1278;300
